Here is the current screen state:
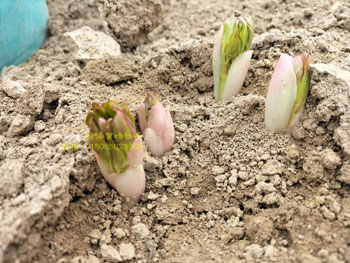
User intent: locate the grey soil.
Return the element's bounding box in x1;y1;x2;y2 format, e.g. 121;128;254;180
1;0;350;262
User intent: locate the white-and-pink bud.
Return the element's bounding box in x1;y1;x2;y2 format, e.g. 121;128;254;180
138;92;174;157
265;53;312;132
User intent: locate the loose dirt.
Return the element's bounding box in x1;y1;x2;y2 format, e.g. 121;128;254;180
1;0;350;262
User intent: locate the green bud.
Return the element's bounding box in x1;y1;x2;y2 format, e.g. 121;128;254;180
86;100;137;175
217;14;254;100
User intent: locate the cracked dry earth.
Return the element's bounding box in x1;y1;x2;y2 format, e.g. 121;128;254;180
1;0;350;262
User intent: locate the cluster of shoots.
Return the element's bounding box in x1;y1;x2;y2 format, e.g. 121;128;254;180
213;13;312;131
86;94;174;202
86;13;313;202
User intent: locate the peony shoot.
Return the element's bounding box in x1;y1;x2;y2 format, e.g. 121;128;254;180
138;92;174;157
265;54;313;132
86;100;145;202
213;14;254;101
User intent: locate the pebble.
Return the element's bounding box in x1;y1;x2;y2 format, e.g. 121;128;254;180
87;255;100;263
43;83;61;103
321;149;341;170
55;109;65;124
144;153;161;172
64;26;121;60
112;228;126;239
244;244;264;259
261;160;283;175
119;243;135;261
228;173;237;187
7;115;34;136
317;249;329;258
255;182;276;194
212;166;225;175
0;160;23;196
262;192;280;205
101;244;122;262
132;223;150;240
299;254;323;263
190;187;199;195
264;245;275;259
291;127;307;140
338;162;350;184
147;191;160;200
0;69;26;98
34;121;46;132
88;229;102;240
214;174;226;183
70;255;100;263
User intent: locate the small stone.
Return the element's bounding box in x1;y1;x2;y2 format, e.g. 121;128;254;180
319;14;337;30
8;115;34;136
244;244;264;259
177;123;188;132
100;230;112;245
87;255;100;263
101;244;122;263
304;8;312;18
264;245;275;259
331;2;343;17
317;249;329;258
337;162;350;184
238;171;249;180
147;191;160;200
261;159;283;175
212;166;225;175
221;227;244;243
0;116;9;134
190;187;199;195
112;228;126;239
34;121;46;132
228;173;237;187
214;174;226;183
0;68;26;98
224;127;236;136
260;154;270;161
55;109;65;124
291;126;307;140
88;229;102;245
299;254;323;263
46;134;63;146
287;145;299;162
328;253;342;263
119;243;135;261
326;196;341;214
316;127;325;135
132;223;150;239
255;182;276;194
0;160;23;196
71;256;86;263
321;149;341;169
263;192;280;205
321;206;336;220
64;26;121;61
44;84;60;103
88;229;102;240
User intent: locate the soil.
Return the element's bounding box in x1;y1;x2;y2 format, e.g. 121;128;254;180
1;0;350;262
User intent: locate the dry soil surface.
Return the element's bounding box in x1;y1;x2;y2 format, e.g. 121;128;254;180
1;0;350;262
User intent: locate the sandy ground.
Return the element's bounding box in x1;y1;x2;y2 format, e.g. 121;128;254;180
1;0;350;262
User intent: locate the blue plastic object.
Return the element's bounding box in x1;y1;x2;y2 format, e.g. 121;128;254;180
0;0;49;72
